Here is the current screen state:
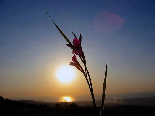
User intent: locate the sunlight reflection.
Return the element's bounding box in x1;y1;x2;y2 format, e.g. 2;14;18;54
60;96;73;102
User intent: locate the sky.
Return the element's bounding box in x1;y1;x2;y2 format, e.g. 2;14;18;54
0;0;155;102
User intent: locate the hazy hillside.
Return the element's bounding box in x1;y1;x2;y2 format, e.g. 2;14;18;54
1;96;155;116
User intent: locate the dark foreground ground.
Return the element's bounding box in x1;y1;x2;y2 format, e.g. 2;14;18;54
0;96;155;116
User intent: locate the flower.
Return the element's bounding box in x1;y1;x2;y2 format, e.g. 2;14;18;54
70;55;84;73
66;34;83;56
72;36;83;55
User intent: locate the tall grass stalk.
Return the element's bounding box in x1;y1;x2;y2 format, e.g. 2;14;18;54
100;64;107;116
79;55;96;109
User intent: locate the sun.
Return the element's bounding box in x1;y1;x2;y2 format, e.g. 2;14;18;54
61;96;72;102
56;65;75;83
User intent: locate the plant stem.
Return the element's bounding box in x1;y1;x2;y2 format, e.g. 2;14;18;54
100;64;107;116
79;56;96;109
85;64;96;109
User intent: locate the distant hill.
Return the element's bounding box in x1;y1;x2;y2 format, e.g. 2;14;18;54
1;96;155;116
15;96;155;107
113;96;155;106
74;96;155;107
0;96;97;116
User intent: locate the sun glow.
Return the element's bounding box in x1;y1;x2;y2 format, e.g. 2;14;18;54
61;96;72;102
56;65;75;83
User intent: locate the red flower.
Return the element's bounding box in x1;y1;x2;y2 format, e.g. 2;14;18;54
72;38;83;55
66;34;83;56
70;55;84;73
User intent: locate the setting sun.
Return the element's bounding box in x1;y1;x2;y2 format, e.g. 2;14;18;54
56;65;75;83
61;96;72;102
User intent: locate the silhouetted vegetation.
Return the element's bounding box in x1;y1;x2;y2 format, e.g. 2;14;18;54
0;96;155;116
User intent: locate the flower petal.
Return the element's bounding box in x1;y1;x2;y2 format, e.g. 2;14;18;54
73;38;80;47
70;55;84;73
72;55;77;63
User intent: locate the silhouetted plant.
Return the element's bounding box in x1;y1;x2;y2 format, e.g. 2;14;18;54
100;64;107;116
47;12;108;116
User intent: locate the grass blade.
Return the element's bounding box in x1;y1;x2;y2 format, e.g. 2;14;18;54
46;12;72;45
100;64;107;116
